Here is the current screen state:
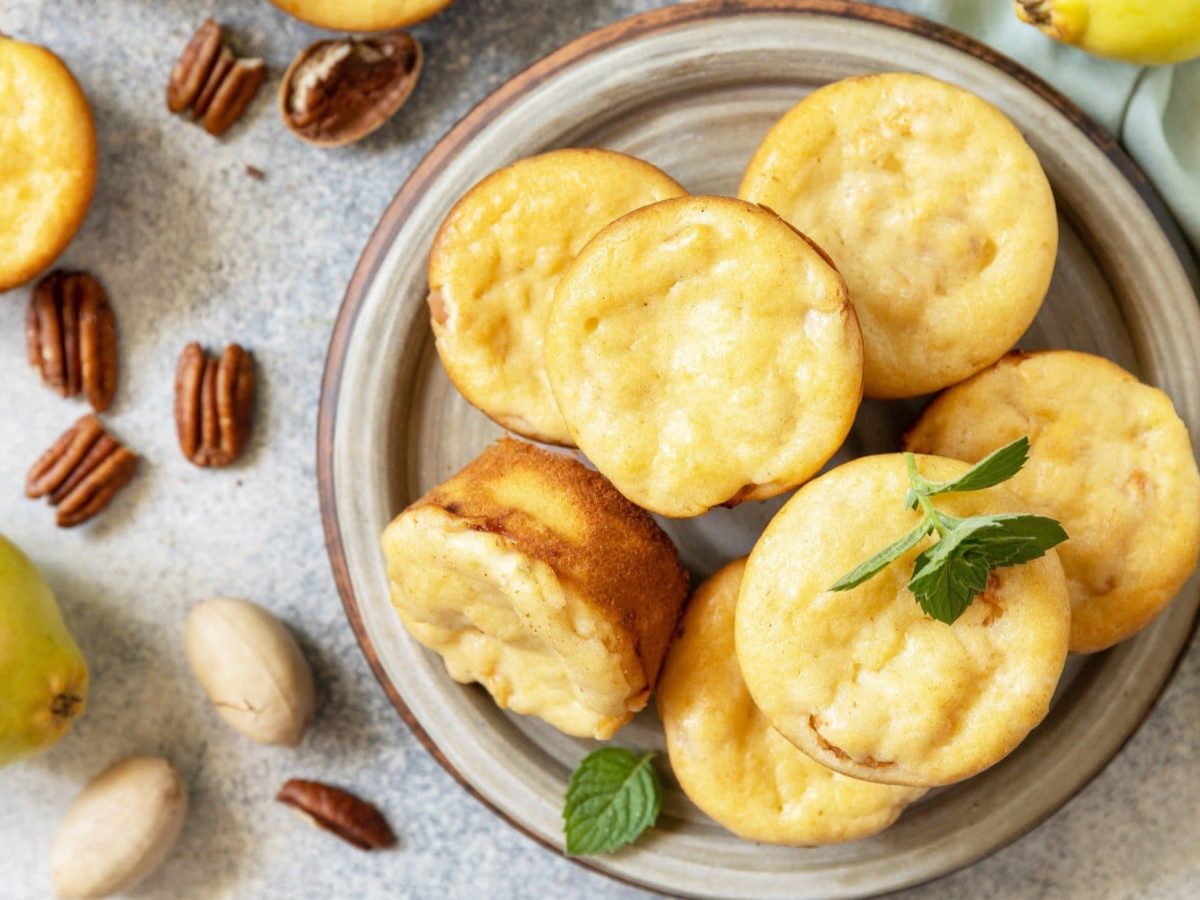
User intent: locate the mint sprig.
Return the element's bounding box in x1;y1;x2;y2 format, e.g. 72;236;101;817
831;437;1067;624
563;748;661;856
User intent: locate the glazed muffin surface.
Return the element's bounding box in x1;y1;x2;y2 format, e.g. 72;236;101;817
545;195;863;517
658;559;925;845
905;350;1200;653
736;454;1071;787
381;439;688;740
740;72;1056;398
428;148;686;445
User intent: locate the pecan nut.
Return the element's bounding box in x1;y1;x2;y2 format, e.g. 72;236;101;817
166;19;266;136
166;18;222;113
276;780;396;851
27;415;139;527
26;270;119;412
174;342;255;468
280;33;422;147
203;58;267;137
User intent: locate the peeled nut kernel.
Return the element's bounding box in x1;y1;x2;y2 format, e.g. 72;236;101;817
51;757;187;899
279;32;422;147
185;597;315;746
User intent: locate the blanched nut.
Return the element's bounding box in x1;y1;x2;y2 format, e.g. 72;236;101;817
51;757;188;899
185;597;315;746
279;32;422;147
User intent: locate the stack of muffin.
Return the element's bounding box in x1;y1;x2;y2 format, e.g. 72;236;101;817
381;73;1200;846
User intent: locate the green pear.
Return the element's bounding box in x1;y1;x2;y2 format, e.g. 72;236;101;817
0;533;88;766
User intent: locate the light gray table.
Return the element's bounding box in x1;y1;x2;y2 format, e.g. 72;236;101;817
1;2;1197;898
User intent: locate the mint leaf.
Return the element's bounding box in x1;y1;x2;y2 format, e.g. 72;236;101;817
909;539;993;623
830;522;932;591
953;514;1068;567
564;748;661;856
908;513;1068;623
830;437;1068;625
919;436;1031;497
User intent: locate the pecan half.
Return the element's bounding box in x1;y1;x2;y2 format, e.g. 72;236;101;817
174;342;255;468
276;780;396;851
166;18;222;113
280;33;422;147
166;18;266;136
26;271;118;412
203;58;267;137
26;415;139;527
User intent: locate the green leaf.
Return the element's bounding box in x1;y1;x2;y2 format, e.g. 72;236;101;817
908;513;1068;624
909;539;992;624
920;436;1031;497
830;522;932;591
564;748;661;856
954;514;1069;566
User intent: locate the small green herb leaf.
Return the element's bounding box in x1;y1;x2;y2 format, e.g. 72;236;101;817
908;513;1068;623
919;436;1031;497
954;514;1069;567
564;748;661;856
830;522;932;591
909;538;993;624
829;436;1068;624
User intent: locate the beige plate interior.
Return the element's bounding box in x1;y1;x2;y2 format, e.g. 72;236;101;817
319;3;1200;897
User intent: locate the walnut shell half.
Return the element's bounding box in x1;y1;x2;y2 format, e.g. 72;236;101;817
279;32;422;148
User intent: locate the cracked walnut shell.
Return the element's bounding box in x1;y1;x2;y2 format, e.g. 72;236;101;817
280;32;421;147
26;414;139;527
174;342;255;468
26;270;118;411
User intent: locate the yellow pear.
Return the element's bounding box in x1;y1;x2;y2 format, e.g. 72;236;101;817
1015;0;1200;65
0;534;88;766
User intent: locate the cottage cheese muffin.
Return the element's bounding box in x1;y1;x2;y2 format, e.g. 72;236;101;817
0;36;97;292
736;454;1070;787
381;439;688;740
428;148;686;445
268;0;452;30
545;196;862;517
905;350;1200;653
658;559;925;845
739;73;1057;398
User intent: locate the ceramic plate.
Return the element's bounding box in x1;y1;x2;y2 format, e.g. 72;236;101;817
318;2;1200;896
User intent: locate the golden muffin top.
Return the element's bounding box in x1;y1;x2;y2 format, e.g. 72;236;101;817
658;558;924;845
0;36;97;291
736;454;1070;787
905;350;1200;653
545;195;863;517
268;0;452;30
740;72;1057;399
428;148;686;445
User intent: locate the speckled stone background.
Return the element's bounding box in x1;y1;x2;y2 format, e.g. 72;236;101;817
1;1;1198;898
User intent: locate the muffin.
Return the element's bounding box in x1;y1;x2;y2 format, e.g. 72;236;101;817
545;196;863;517
268;0;452;30
380;438;688;740
0;36;97;292
658;559;925;845
428;148;686;445
904;350;1200;653
739;72;1057;399
736;454;1071;787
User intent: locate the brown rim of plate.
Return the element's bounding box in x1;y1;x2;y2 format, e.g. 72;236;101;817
316;1;1200;895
